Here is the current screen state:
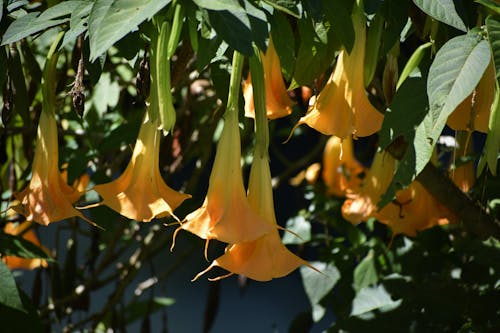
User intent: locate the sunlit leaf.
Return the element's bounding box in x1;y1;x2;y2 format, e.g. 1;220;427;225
350;285;401;316
412;0;466;32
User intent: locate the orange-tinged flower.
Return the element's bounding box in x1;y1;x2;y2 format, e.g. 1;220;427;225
193;153;310;281
447;61;495;133
375;182;455;236
92;114;190;222
342;151;395;223
243;38;294;120
10;109;91;226
173;108;272;245
342;151;455;236
296;3;383;138
322;136;365;197
2;221;49;270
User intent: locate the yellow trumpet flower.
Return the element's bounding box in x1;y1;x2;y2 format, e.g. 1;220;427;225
173;107;272;246
192;153;310;281
447;61;495;133
243;38;294;120
11;108;91;226
2;221;49;270
296;2;383;139
342;151;395;223
322;136;365;197
91;113;190;222
375;182;455;236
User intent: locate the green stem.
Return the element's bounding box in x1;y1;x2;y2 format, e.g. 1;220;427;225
42;31;65;117
248;44;269;158
225;51;245;117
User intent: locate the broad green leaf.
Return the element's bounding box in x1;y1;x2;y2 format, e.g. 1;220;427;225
207;9;253;55
1;12;67;45
323;0;354;53
380;0;409;55
61;1;93;48
191;0;242;12
88;0;170;61
353;249;378;292
262;0;301;18
270;10;295;80
0;289;43;333
427;33;490;141
6;0;28;12
378;76;429;206
487;17;500;81
0;261;24;312
37;0;88;21
92;72;120;116
0;0;4;24
244;1;269;53
476;0;500;15
282;216;311;244
0;232;51;260
412;0;466;32
350;285;402;316
301;262;340;322
290;16;338;88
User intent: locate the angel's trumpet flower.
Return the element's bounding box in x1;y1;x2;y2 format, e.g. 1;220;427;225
296;1;383;139
243;37;294;120
342;151;395;223
322;136;365;197
193;154;310;281
374;182;455;236
11;33;92;226
447;61;495;133
91;114;190;222
173;52;272;247
2;221;49;270
450;132;475;193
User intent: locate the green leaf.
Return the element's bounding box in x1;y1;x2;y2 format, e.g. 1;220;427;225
88;0;170;61
350;285;401;316
282;216;311;244
191;0;242;12
0;232;51;260
1;12;67;45
487;17;500;81
290;15;338;88
207;9;253;55
270;10;295;80
380;0;409;55
0;289;43;333
0;261;24;312
244;1;269;53
1;1;89;45
353;249;378;292
323;0;354;53
476;0;500;15
61;1;93;48
301;262;340;322
427;33;490;141
411;0;467;32
262;0;301;18
378;76;429;206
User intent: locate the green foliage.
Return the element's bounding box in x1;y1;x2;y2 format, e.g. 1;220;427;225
412;0;467;31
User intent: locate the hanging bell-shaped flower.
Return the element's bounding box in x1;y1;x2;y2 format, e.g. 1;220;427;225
243;37;294;120
296;1;383;139
91;113;190;222
322;136;365;197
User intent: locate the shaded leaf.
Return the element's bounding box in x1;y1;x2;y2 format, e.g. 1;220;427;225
207;9;253;55
323;0;354;53
88;0;170;61
0;261;24;312
0;232;51;260
476;0;500;15
1;12;67;45
412;0;466;32
124;297;175;325
270;10;296;80
487;16;500;81
191;0;242;12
